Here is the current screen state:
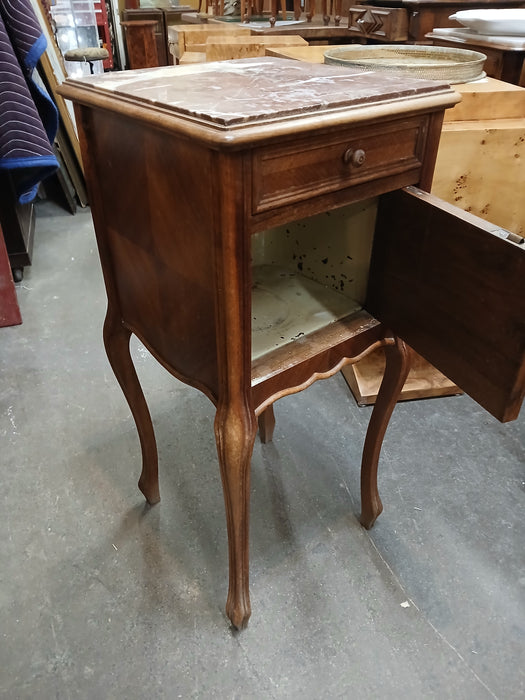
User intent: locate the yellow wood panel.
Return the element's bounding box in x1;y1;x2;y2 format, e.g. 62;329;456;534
265;44;336;62
443;79;525;122
206;35;307;61
179;51;207;64
432;119;525;236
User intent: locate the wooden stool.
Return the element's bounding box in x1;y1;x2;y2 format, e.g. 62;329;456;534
64;47;109;74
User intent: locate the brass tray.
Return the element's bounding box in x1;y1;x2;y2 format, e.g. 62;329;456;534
324;45;486;84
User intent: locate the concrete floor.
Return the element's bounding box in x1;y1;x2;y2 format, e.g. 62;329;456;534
1;200;524;699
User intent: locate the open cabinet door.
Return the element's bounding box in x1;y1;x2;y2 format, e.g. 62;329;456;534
367;186;525;423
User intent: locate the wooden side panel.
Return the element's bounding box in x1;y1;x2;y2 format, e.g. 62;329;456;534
0;224;22;327
367;187;525;422
81;108;219;400
408;7;464;42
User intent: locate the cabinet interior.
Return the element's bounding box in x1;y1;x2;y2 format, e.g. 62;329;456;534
251;198;378;361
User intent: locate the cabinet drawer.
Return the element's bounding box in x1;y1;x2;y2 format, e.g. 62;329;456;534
252;116;427;215
367;187;525;423
348;5;408;42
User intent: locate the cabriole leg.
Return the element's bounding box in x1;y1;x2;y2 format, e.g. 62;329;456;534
258;405;276;444
360;337;410;529
103;308;160;505
214;402;257;629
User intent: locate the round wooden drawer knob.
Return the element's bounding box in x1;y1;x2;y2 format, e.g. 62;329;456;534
343;148;366;167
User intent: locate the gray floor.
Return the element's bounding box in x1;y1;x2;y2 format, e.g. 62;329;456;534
1;200;524;699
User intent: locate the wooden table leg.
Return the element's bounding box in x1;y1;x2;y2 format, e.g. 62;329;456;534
334;0;341;25
215;400;257;629
322;0;329;26
519;58;525;87
258;405;276;444
103;307;160;505
360;336;410;529
305;0;314;22
269;0;277;26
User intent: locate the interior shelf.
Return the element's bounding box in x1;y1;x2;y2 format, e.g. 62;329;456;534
250;264;379;391
252;264;362;360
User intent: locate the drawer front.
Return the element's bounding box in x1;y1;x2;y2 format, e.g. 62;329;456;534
348;5;408;42
252;117;427;215
367;187;525;423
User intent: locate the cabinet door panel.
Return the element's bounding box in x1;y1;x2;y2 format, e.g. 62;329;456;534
367;186;525;422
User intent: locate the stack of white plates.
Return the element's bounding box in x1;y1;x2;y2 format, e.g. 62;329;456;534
450;9;525;36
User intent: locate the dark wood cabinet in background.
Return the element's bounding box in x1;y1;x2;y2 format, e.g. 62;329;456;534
349;0;525;43
122;9;165;65
121;6;195;66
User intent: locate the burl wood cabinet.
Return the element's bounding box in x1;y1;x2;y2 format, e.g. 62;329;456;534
59;58;525;628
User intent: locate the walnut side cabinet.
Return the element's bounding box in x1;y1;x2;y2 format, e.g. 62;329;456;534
59;58;525;629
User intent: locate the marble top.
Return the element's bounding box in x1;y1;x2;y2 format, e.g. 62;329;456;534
64;57;451;127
